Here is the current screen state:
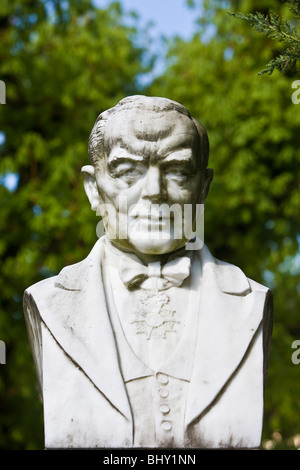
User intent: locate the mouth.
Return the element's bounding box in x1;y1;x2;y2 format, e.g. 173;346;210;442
129;208;175;221
133;214;173;226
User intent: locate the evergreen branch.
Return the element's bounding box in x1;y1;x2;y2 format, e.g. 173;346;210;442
229;6;300;75
230;12;300;46
257;53;297;76
288;0;300;16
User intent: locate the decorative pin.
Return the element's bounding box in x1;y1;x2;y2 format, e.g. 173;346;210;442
130;289;180;339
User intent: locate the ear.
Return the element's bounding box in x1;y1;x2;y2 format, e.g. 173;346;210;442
81;165;101;212
200;168;213;203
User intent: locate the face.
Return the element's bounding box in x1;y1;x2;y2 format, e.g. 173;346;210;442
86;108;207;255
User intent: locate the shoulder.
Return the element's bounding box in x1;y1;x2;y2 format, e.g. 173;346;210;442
247;277;269;293
24;238;105;304
197;243;270;296
25;276;57;299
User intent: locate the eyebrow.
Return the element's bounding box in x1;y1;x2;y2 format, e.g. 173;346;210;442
160;151;196;172
107;140;195;169
163;151;194;163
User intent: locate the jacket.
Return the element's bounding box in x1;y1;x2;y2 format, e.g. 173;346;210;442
23;238;273;449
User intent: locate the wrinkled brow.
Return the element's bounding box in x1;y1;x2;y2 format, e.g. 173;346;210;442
161;154;196;170
108;153;148;166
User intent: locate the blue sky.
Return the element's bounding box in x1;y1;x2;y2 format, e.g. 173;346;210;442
93;0;199;40
94;0;203;84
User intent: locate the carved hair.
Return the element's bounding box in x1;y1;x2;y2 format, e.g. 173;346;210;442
88;95;209;170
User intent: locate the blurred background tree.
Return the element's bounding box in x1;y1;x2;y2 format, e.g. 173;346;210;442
0;0;299;450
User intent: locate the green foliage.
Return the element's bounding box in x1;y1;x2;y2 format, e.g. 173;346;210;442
0;0;153;449
152;0;300;450
230;0;300;75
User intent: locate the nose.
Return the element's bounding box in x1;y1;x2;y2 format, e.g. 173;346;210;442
141;166;165;201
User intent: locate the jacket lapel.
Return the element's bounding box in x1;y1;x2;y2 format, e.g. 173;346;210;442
38;237;132;423
185;245;266;428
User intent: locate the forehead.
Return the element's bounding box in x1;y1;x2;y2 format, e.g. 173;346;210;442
103;109;198;158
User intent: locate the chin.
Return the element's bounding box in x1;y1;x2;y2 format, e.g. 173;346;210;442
128;234;186;256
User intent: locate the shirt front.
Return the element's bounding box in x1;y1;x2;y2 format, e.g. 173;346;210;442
102;238;202;447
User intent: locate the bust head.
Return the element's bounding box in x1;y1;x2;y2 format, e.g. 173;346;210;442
82;95;213;258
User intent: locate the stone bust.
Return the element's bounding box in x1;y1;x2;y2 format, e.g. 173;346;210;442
23;95;273;449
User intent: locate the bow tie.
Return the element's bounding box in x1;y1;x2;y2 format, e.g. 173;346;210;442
118;254;192;290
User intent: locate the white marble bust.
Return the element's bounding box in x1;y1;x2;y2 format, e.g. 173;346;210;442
23;95;273;449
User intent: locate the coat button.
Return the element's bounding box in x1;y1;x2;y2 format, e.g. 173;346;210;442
160;405;170;414
159;388;169;398
161;421;172;431
156;373;169;385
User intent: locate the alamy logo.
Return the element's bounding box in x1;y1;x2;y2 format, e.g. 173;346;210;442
0;81;5;104
0;340;6;364
291;340;300;365
95;200;205;251
291;80;300;105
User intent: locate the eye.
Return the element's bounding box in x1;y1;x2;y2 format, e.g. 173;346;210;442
110;162;146;182
119;168;140;177
164;167;190;183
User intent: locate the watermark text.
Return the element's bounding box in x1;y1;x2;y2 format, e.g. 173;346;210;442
0;81;5;104
95;199;205;250
0;340;6;364
291;340;300;364
291;80;300;104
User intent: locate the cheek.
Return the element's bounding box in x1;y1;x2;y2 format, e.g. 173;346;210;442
164;180;195;204
122;178;146;207
96;176;119;206
97;175;145;209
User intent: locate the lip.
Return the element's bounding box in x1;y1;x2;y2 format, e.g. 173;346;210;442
133;215;172;222
129;210;175;220
128;204;173;218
